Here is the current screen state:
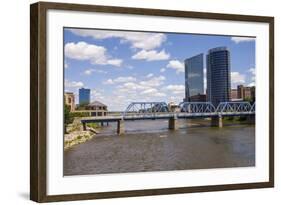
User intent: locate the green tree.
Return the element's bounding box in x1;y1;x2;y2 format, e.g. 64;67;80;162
244;97;252;103
64;104;73;134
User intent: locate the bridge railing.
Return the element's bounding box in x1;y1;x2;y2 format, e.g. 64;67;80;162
121;101;255;118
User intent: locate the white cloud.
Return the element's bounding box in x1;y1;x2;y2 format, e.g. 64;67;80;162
146;73;154;78
248;67;256;81
96;75;170;110
90;89;105;101
139;76;166;87
126;65;134;70
65;79;84;88
247;67;256;87
141;88;158;95
165;85;185;94
68;29;167;50
167;60;184;74
64;41;122;66
132;49;170;61
103;76;137;84
117;76;166;96
84;68;107;75
231;72;246;88
231;37;255;44
84;69;92;75
248;82;255;86
141;88;166;97
103;79;114;85
64;62;68;69
160;68;166;73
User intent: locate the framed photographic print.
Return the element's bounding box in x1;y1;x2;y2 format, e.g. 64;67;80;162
30;1;274;202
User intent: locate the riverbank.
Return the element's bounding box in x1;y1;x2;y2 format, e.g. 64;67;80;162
64;118;100;150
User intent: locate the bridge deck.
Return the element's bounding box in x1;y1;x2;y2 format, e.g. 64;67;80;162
80;112;255;123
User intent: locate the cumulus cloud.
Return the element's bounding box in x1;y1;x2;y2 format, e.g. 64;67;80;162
64;41;122;66
141;88;158;95
103;76;137;84
146;73;154;78
248;67;256;81
139;76;166;87
160;68;166;73
231;37;255;44
165;85;185;94
84;68;107;75
247;67;256;86
117;76;166;97
132;49;170;61
68;29;167;50
90;89;104;100
231;72;246;88
166;60;184;74
65;79;84;88
248;82;255;86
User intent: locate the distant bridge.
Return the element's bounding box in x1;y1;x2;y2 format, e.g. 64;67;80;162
81;101;255;134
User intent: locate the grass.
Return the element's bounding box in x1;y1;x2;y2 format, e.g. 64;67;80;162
87;122;100;129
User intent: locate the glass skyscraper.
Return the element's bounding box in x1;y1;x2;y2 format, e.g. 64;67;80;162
79;88;90;105
207;47;231;106
184;53;204;102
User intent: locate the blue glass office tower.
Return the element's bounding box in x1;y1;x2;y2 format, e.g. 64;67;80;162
184;53;204;102
207;47;231;106
79;88;90;105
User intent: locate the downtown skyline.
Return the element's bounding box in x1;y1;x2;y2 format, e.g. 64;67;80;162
64;28;256;111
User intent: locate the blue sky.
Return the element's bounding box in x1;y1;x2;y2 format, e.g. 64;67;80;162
64;28;255;111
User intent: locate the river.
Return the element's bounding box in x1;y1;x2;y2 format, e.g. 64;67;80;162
64;119;255;176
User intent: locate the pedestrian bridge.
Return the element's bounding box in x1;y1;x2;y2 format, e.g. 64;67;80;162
81;101;255;134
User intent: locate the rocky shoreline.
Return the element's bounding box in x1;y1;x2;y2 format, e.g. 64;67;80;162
64;118;99;150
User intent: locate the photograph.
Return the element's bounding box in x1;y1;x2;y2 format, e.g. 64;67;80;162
63;28;256;176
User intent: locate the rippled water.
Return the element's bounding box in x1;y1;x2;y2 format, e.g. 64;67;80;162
64;119;255;176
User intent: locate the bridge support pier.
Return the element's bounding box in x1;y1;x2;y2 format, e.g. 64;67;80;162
117;119;125;135
246;115;255;124
168;116;178;130
82;122;87;131
211;116;223;128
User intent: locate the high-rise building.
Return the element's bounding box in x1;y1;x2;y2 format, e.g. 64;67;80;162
207;47;231;106
184;53;204;102
79;88;90;105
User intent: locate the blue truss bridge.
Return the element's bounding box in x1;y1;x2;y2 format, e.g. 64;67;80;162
81;101;255;134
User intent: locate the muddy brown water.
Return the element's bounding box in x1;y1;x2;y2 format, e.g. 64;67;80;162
64;119;255;176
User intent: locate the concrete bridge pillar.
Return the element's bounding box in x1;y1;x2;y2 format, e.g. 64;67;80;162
168;115;178;130
246;115;255;124
82;122;87;131
117;119;125;135
211;116;223;128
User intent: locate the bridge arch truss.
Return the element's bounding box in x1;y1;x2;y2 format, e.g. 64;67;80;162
123;102;169;118
179;102;216;113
